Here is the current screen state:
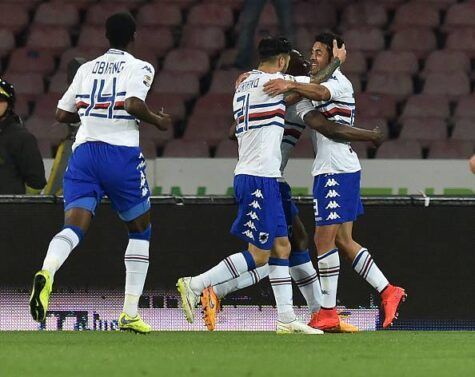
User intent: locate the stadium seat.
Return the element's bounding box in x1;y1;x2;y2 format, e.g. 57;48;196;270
346;74;362;93
192;93;234;117
146;94;186;122
153;71;200;101
209;69;242;94
376;140;422;158
188;4;234;29
371;51;418;74
366;73;413;101
353;117;389;138
162;139;210;157
34;2;79;27
350;141;370;158
61;0;97;11
27;27;71;55
340;51;367;75
0;4;29;33
355;93;397;120
342;27;385;57
422;72;470;99
134;27;175;59
8;48;55;75
202;0;244;10
391;2;440;30
216;48;238;69
77;26;108;49
415;0;456;10
1;0;41;11
155;0;196;10
0;30;15;58
136;3;182;27
293;27;315;56
58;47;103;71
376;0;406;10
445;28;475;58
293;1;337;29
181;26;226;56
444;3;475;31
421;50;470;77
215;139;238;158
340;1;387;29
401;95;450;119
25;117;68;149
183;114;232;147
452;118;475;141
139;122;174;147
85;3;138;25
391;28;437;59
399;118;448;147
163;49;210;77
16;95;30;120
48;72;68;95
3;73;44;100
32;94;62;119
139;137;158;158
291;139;314;159
428;140;474;158
454;95;475;119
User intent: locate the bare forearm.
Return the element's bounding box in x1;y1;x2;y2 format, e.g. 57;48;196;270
311;58;341;84
229;120;237;140
55;109;80;124
286;81;330;101
125;97;167;130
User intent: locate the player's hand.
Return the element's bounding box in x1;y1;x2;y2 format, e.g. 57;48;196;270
332;40;346;64
235;72;251;89
263;79;292;97
371;126;385;148
155;110;173;131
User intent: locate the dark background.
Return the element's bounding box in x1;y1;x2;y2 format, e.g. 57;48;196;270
0;197;474;320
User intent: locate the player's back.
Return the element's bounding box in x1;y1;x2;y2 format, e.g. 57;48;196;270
59;49;155;150
233;70;287;178
280;102;307;178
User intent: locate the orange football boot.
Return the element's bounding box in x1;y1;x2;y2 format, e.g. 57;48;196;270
308;308;340;331
381;284;407;328
201;286;220;331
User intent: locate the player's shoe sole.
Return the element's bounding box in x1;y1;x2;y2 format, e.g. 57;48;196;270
201;286;220;331
118;312;151;334
381;285;407;328
277;320;324;335
29;270;52;322
177;277;199;324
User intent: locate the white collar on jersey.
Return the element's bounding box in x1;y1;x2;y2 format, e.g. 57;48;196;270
106;48;130;56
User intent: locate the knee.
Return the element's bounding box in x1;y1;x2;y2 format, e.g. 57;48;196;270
274;238;291;259
250;250;270;267
335;234;352;252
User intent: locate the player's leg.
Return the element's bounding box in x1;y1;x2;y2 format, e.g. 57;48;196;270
30;143;100;322
336;221;406;328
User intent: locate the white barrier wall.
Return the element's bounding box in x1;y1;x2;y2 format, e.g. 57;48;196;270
44;159;475;195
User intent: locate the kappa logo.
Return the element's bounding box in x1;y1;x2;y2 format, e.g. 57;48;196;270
321;289;330;295
326;212;340;220
248;200;262;210
141;187;149;197
325;201;340;210
259;232;269;244
251;189;264;199
324;178;339;187
325;190;340;199
242;230;255;240
142;65;153;74
244;221;257;231
246;211;260;220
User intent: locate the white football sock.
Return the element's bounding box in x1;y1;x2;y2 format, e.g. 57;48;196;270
42;228;80;279
290;262;321;314
213;264;270;298
123;238;150;317
269;258;296;323
317;248;340;309
189;251;254;296
352;248;389;293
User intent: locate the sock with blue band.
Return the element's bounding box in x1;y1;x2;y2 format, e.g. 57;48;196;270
317;248;340;309
190;250;256;296
41;226;83;280
269;257;296;323
123;226;151;317
289;250;321;313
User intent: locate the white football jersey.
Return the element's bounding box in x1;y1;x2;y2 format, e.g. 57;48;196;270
58;49;155;150
233;70;288;178
296;68;361;176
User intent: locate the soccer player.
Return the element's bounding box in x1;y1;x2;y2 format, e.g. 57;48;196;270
264;32;406;330
177;37;321;334
202;49;384;332
28;13;171;334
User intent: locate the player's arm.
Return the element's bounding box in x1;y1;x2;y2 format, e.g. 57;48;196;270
124;97;171;131
303;110;384;147
55;109;80;124
228;120;237;140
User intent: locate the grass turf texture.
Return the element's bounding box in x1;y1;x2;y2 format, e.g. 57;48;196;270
0;332;474;377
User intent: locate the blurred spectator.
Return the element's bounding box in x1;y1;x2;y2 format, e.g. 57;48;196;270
234;0;293;69
0;79;46;194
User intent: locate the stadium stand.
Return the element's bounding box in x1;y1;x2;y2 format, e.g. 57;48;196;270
0;0;471;159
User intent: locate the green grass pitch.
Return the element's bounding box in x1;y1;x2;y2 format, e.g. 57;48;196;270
0;331;474;377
